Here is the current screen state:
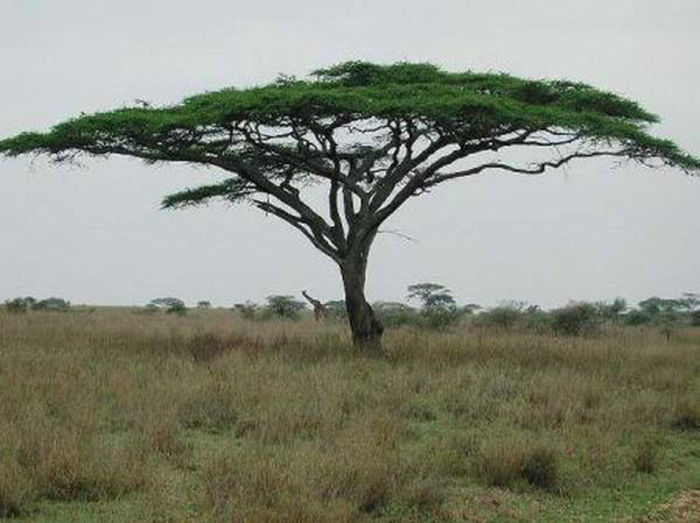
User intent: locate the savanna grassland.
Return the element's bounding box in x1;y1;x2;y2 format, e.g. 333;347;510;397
0;308;698;522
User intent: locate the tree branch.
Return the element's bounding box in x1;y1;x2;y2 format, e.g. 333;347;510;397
251;199;340;262
423;149;635;187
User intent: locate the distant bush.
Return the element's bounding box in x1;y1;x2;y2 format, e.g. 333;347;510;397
461;303;482;315
148;297;187;316
420;306;462;330
324;300;348;320
4;296;73;314
263;295;305;320
521;309;552;334
373;302;419;328
197;301;212;309
4;298;30;314
550;302;599;336
691;310;700;327
234;301;259;320
32;297;71;312
624;310;652;326
475;305;524;329
595;298;627;322
407;282;462;330
140;303;159;314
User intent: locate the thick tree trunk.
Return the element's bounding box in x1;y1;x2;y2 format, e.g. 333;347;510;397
340;258;384;353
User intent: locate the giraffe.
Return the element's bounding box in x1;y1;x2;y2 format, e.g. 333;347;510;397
302;290;327;322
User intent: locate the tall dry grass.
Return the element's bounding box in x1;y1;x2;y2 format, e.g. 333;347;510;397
0;308;698;521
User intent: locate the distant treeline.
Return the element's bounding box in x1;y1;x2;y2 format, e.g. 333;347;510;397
4;288;699;336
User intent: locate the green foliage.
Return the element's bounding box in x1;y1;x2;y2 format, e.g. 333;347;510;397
632;295;699;327
324;300;348;320
551;302;600;336
234;301;259;321
691;310;700;326
475;303;526;329
521;307;553;334
406;283;455;309
406;282;461;330
263;295;305;320
149;297;187;315
32;297;71;312
1;62;698;210
625;310;652;326
4;297;31;314
196;301;212;309
461;303;482;315
595;298;627;321
4;296;73;313
638;296;684;316
420;306;462;330
373;302;420;328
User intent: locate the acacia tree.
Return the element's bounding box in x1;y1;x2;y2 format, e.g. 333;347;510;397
1;62;698;351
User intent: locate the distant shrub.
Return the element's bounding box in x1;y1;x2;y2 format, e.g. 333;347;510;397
475;305;524;329
32;297;71;312
407;282;462;330
324;300;348;320
196;301;212;309
420;306;462;330
4;297;30;314
148;297;186;316
625;310;652;326
691;310;700;326
550;302;599;336
373;302;419;328
595;298;627;322
139;303;159;315
522;309;552;334
234;301;259;320
23;296;37;309
461;303;482;315
263;295;305;320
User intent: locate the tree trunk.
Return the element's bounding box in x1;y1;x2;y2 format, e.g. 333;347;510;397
340;258;384;353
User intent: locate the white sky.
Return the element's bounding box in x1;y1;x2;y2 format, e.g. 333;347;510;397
1;0;698;308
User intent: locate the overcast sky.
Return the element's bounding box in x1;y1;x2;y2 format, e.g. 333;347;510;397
1;0;698;308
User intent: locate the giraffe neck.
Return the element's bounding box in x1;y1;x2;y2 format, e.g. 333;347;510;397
303;291;321;307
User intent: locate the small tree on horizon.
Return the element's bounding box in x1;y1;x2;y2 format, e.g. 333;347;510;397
2;61;698;352
407;282;456;309
263;295;305;320
149;297;187;315
407;282;460;330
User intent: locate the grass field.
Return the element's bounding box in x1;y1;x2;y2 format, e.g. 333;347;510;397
0;308;698;522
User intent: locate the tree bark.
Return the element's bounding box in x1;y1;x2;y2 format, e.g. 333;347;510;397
340;257;384;353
